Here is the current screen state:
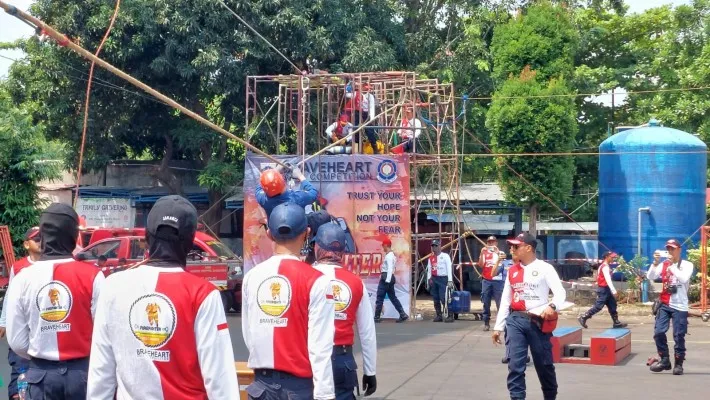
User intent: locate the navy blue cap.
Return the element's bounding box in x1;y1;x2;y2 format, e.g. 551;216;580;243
315;223;346;252
268;203;308;241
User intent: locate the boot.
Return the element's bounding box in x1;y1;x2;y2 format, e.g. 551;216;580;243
650;355;672;372
433;302;443;322
611;313;627;329
673;357;684;375
578;315;589;329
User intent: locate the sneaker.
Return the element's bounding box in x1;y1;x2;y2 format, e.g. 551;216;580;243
433;315;443;322
444;315;454;323
397;315;409;323
374;318;381;323
483;324;490;332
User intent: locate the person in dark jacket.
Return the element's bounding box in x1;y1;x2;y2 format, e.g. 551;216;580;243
256;167;318;218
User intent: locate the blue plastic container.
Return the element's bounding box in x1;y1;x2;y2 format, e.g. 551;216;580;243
598;120;707;280
448;290;471;313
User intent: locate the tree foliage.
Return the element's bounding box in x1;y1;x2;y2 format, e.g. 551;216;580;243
487;68;577;213
0;87;64;255
4;0;710;229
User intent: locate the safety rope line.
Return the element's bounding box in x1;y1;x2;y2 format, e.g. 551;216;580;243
415;84;710;101
0;1;288;169
74;0;122;207
217;0;302;74
462;125;614;252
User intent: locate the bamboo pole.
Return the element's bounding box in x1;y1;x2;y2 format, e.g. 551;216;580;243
0;1;286;167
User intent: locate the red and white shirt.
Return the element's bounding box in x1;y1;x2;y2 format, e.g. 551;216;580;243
6;258;105;360
479;249;502;281
493;259;566;331
241;255;335;400
398;118;422;140
647;259;693;312
87;265;238;400
0;256;35;327
313;262;376;376
427;252;453;281
597;262;617;294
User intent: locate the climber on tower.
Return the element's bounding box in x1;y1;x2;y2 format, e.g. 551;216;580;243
256;166;318;219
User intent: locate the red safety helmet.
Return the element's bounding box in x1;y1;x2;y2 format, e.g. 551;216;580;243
260;169;286;198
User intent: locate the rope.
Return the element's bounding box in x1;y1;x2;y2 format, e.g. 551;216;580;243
216;0;302;74
298;97;408;165
414;84;710;101
0;1;288;169
74;0;122;207
462;126;613;252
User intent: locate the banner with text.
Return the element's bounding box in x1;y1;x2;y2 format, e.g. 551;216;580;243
243;154;412;318
76;197;135;228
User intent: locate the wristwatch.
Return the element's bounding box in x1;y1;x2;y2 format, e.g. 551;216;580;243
549;303;557;311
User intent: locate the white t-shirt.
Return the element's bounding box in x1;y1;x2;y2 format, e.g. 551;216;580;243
382;252;396;283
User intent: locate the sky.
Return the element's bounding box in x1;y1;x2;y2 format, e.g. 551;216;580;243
0;0;694;78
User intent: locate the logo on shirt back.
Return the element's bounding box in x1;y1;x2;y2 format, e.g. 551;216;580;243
37;281;73;333
331;279;352;320
257;276;292;326
129;293;177;362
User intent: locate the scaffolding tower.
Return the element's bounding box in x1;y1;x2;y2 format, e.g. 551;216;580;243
245;71;465;312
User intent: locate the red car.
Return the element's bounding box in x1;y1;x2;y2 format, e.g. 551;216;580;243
74;228;243;313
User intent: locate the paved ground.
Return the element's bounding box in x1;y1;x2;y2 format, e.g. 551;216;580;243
0;310;709;399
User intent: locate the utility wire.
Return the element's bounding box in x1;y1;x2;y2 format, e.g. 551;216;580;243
216;0;302;74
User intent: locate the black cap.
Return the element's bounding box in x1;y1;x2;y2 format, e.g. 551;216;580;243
507;232;537;249
431;239;440;247
147;195;198;240
486;235;497;243
268;203;308;241
315;223;346;252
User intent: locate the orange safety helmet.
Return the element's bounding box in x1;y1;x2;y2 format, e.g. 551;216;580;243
260;169;286;197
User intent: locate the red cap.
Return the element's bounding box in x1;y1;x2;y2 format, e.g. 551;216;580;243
382;238;392;247
665;239;681;249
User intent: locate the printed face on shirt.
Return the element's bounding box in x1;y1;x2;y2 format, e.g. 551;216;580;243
129;293;177;349
37;281;73;324
330;279;353;319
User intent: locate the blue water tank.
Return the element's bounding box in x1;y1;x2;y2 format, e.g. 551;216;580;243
599;120;707;277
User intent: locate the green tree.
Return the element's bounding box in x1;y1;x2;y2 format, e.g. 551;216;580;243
487;68;577;234
4;0;406;230
490;2;579;85
0;87;64;255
